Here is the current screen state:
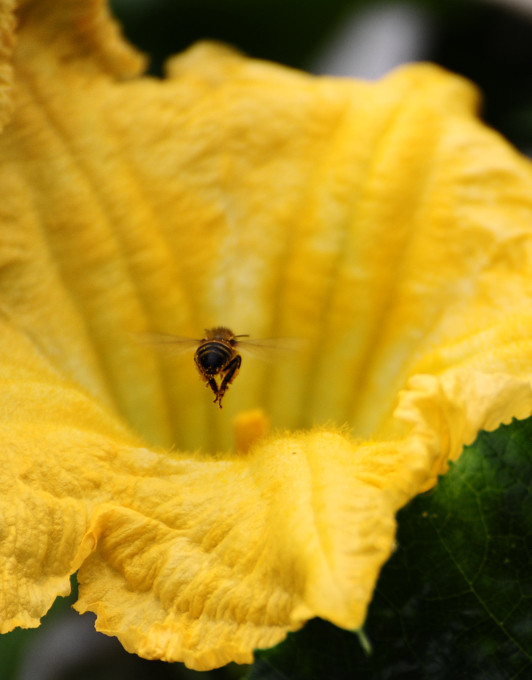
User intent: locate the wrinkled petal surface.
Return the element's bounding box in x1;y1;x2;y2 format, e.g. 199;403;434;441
2;0;532;670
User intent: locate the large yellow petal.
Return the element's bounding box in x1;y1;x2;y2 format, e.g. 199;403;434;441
0;0;15;131
0;314;142;632
2;0;532;671
73;431;401;668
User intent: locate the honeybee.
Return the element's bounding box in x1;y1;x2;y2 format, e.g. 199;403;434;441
142;326;259;407
141;325;301;407
193;326;248;407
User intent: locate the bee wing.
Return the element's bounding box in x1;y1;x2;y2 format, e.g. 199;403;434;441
237;337;306;362
135;332;199;356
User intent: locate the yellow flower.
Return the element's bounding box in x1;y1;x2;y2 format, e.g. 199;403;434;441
2;0;532;671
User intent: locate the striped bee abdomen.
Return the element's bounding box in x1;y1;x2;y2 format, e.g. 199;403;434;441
195;341;233;375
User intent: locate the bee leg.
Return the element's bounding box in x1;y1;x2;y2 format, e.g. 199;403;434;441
204;376;220;403
215;355;241;408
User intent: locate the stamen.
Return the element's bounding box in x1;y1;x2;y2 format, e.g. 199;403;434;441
233;409;270;453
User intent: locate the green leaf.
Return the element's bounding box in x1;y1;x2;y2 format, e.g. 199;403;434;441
248;416;532;680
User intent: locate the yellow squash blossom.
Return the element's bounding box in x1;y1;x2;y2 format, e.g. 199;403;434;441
2;0;532;671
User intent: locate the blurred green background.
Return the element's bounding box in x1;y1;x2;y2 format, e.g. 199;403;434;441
4;1;532;679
